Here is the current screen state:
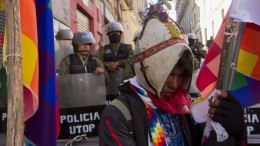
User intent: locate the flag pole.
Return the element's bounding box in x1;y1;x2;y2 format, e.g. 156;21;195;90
227;22;246;90
216;17;234;90
217;18;246;91
5;0;24;145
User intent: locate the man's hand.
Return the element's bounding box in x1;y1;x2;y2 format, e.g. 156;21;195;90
95;67;105;75
106;61;120;72
208;91;246;141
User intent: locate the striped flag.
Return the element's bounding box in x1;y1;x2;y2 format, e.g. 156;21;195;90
24;0;59;145
20;0;39;121
2;0;39;134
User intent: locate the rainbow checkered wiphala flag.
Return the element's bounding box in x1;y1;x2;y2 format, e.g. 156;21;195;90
230;23;260;108
196;19;260;108
145;104;166;146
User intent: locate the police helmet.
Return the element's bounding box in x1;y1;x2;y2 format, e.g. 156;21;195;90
55;29;73;40
72;31;96;45
105;22;123;34
187;33;196;39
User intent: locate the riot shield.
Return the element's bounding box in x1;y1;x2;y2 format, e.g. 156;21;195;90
58;73;106;108
57;73;106;139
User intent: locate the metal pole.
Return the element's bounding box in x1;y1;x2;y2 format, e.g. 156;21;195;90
5;0;24;145
227;22;246;90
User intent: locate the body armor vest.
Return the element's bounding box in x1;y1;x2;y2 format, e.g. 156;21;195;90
69;54;97;74
103;43;129;62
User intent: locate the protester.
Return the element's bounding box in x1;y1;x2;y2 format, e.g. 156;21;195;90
206;36;214;48
99;4;246;145
96;21;134;101
187;33;207;66
59;31;109;84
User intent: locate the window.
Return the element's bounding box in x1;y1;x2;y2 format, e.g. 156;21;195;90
77;10;90;32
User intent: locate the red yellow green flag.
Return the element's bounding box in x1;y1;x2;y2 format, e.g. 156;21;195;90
20;0;39;121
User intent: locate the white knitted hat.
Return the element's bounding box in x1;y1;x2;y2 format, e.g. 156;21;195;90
134;18;192;96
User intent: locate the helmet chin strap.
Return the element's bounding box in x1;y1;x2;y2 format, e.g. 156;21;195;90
76;51;91;58
77;50;91;53
139;61;158;97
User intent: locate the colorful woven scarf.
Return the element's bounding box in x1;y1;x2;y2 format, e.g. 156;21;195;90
129;77;166;145
145;103;167;146
128;77;190;145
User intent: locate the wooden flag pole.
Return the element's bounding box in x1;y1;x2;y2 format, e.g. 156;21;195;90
5;0;24;145
216;17;233;90
220;18;237;91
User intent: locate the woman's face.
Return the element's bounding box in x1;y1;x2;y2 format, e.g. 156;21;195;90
160;66;186;99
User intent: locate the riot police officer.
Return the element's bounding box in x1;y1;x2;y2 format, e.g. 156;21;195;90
55;29;73;40
96;22;134;101
59;31;109;82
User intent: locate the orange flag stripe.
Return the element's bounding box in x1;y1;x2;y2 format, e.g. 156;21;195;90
20;0;39;120
20;0;37;44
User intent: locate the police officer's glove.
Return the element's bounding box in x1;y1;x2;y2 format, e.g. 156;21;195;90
202;131;237;146
208;91;246;141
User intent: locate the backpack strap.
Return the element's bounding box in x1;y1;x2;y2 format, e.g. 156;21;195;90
110;99;132;121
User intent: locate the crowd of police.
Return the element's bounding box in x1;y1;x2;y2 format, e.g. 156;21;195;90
56;22;212;102
56;22;134;103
